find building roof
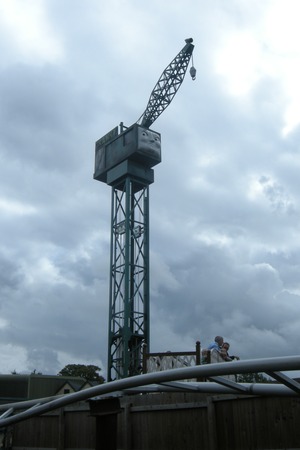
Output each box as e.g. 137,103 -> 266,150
0,374 -> 86,402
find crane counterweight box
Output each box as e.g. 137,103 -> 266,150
94,123 -> 161,183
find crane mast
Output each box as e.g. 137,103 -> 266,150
94,39 -> 195,381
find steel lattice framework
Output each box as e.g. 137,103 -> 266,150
138,39 -> 195,128
108,177 -> 150,381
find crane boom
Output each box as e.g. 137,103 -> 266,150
137,38 -> 195,129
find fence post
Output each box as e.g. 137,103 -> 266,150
196,341 -> 201,365
206,397 -> 218,450
196,340 -> 203,382
142,344 -> 148,373
123,402 -> 132,450
58,407 -> 65,450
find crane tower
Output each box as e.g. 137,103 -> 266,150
94,38 -> 195,381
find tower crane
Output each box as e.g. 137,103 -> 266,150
94,38 -> 195,381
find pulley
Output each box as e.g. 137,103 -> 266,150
190,66 -> 196,80
189,49 -> 196,80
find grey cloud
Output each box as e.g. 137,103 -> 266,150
0,257 -> 23,292
0,0 -> 300,376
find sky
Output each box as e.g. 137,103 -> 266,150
1,0 -> 300,378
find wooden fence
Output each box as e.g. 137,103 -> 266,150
10,401 -> 96,450
9,392 -> 300,450
117,392 -> 300,450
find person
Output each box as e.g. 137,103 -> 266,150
207,336 -> 224,351
221,342 -> 240,361
201,336 -> 224,364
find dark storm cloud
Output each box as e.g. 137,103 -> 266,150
148,56 -> 300,360
0,0 -> 300,376
0,253 -> 109,373
0,63 -> 98,172
150,245 -> 300,358
0,256 -> 23,291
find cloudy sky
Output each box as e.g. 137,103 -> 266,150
1,0 -> 300,378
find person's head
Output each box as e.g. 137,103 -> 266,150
223,342 -> 230,351
215,336 -> 224,346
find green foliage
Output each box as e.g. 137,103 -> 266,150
58,364 -> 105,383
237,372 -> 269,383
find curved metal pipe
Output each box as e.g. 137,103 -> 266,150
0,355 -> 300,427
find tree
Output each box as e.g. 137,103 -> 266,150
58,364 -> 105,383
237,372 -> 269,383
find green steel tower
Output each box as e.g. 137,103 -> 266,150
94,39 -> 195,381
